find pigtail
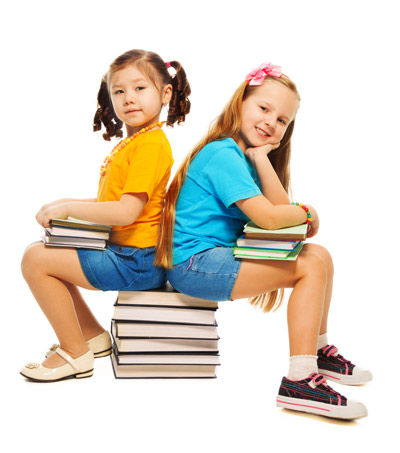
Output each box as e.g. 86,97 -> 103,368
166,61 -> 191,126
93,77 -> 123,141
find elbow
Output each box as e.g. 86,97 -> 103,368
255,217 -> 281,231
126,212 -> 140,226
250,208 -> 282,230
264,218 -> 281,230
116,194 -> 147,226
115,211 -> 139,226
237,196 -> 286,230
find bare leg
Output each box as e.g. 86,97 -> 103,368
231,247 -> 328,356
62,281 -> 105,341
21,243 -> 99,368
301,244 -> 334,335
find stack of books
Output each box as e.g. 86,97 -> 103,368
42,218 -> 112,250
110,284 -> 220,379
233,221 -> 308,261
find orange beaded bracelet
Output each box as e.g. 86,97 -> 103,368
291,202 -> 312,224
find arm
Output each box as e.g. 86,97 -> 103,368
244,143 -> 290,205
237,195 -> 319,233
236,195 -> 307,230
39,197 -> 97,211
242,143 -> 320,235
35,193 -> 148,228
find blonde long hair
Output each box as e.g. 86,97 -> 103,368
155,75 -> 300,312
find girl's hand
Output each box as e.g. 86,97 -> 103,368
244,142 -> 280,166
36,203 -> 70,228
306,205 -> 320,238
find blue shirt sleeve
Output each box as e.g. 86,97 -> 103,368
195,143 -> 262,208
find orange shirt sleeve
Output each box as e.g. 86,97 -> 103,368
122,137 -> 172,199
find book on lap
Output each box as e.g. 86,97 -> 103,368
236,238 -> 300,250
42,217 -> 112,249
42,233 -> 107,250
49,217 -> 112,233
233,242 -> 303,260
45,226 -> 110,240
234,222 -> 307,261
243,221 -> 308,241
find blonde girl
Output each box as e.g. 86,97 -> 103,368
20,49 -> 191,383
155,63 -> 371,419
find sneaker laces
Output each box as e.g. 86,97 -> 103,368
308,372 -> 346,406
321,345 -> 354,375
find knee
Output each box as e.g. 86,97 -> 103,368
302,243 -> 334,279
21,242 -> 43,281
298,252 -> 328,286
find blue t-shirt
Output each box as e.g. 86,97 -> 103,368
173,137 -> 262,264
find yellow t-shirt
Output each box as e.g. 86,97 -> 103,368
97,129 -> 173,247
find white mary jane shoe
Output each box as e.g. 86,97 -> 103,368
45,331 -> 112,359
21,347 -> 94,382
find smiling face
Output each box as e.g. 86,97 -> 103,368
109,64 -> 172,136
235,79 -> 299,152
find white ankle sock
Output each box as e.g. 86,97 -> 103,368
318,333 -> 328,350
288,355 -> 318,381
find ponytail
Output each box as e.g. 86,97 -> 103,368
93,77 -> 123,141
166,60 -> 191,126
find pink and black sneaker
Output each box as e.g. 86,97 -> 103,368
318,345 -> 372,386
276,372 -> 367,419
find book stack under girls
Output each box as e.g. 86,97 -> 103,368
233,221 -> 308,260
42,218 -> 112,250
111,283 -> 220,379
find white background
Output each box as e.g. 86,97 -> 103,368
1,0 -> 399,451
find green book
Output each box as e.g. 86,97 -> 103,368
234,242 -> 303,261
233,247 -> 293,258
243,222 -> 308,241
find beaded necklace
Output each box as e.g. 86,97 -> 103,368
99,121 -> 165,176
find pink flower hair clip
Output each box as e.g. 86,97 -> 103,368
245,62 -> 283,86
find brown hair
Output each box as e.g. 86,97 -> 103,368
93,49 -> 191,140
155,75 -> 300,312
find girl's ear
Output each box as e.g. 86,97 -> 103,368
162,84 -> 173,105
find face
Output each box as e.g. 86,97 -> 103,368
109,64 -> 172,136
236,80 -> 299,151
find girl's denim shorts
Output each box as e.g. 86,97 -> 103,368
77,244 -> 166,291
166,247 -> 242,301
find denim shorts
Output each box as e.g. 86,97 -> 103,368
166,247 -> 242,301
77,244 -> 166,291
